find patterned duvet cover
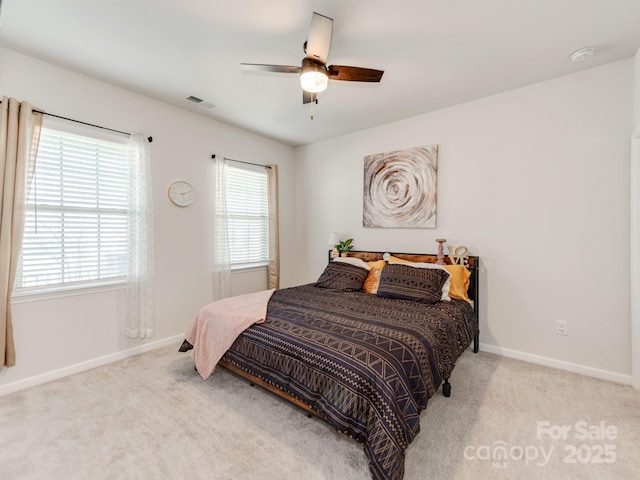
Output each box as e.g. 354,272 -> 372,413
218,284 -> 477,480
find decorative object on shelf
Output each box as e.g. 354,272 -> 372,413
167,180 -> 194,207
336,238 -> 354,257
363,144 -> 438,228
448,245 -> 470,266
436,238 -> 447,265
328,232 -> 340,259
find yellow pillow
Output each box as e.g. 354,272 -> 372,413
363,260 -> 386,294
444,265 -> 472,304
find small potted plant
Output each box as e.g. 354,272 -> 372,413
336,238 -> 354,257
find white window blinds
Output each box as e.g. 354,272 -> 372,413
225,163 -> 269,268
15,123 -> 130,292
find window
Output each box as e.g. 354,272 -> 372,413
15,120 -> 130,293
225,162 -> 269,268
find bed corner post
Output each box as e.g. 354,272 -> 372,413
442,378 -> 451,397
471,255 -> 480,354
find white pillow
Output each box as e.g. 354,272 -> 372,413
385,254 -> 451,301
332,256 -> 371,271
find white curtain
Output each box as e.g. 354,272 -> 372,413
0,97 -> 43,368
123,134 -> 155,339
212,156 -> 231,300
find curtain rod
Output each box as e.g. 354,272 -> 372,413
211,154 -> 271,169
0,100 -> 152,142
38,111 -> 153,143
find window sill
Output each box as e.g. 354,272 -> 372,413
230,263 -> 268,273
11,281 -> 126,304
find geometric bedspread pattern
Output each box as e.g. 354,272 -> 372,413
221,285 -> 477,480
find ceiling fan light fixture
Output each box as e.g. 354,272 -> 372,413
300,59 -> 328,93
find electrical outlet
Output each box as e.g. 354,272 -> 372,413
556,320 -> 568,336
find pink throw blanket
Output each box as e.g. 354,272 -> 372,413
185,289 -> 275,380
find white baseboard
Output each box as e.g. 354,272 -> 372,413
2,336 -> 632,396
479,342 -> 633,386
0,333 -> 185,397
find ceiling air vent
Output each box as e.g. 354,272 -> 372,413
185,95 -> 215,109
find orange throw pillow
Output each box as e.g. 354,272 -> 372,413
444,265 -> 472,303
363,260 -> 386,294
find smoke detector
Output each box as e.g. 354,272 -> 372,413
569,47 -> 595,64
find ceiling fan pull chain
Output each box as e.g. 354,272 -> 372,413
311,93 -> 315,120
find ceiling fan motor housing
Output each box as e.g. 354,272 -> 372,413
300,58 -> 329,93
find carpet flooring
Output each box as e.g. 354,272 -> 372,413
1,344 -> 639,479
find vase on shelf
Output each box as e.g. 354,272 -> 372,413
436,239 -> 446,265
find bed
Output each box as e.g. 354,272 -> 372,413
180,251 -> 479,480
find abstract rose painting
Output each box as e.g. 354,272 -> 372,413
363,145 -> 438,228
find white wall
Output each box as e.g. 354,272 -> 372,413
635,48 -> 640,127
1,46 -> 634,392
632,48 -> 640,389
0,47 -> 296,391
295,59 -> 633,382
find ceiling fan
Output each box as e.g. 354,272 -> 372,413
241,12 -> 384,105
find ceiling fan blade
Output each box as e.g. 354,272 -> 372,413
305,12 -> 333,64
241,63 -> 300,74
302,90 -> 316,104
328,65 -> 384,82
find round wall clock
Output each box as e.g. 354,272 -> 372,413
167,181 -> 194,207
